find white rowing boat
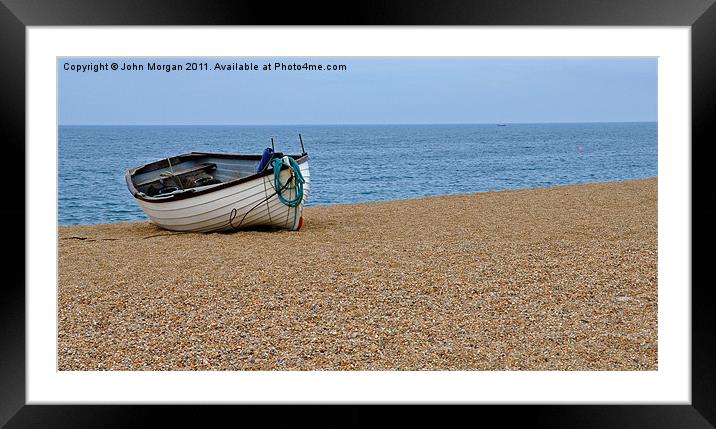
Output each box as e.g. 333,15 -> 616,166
125,145 -> 310,233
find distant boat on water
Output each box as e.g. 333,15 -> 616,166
497,123 -> 507,127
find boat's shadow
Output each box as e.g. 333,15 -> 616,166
216,225 -> 294,234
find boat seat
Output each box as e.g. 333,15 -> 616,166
135,162 -> 217,188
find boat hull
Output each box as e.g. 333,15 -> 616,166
135,161 -> 310,233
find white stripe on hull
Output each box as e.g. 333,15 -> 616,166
136,162 -> 310,232
147,187 -> 310,233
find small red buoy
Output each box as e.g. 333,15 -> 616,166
296,216 -> 304,231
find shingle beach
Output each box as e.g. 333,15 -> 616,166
58,178 -> 657,371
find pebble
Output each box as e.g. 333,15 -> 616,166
57,179 -> 658,371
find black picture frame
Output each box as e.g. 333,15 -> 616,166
1,0 -> 713,427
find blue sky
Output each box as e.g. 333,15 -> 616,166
58,57 -> 657,125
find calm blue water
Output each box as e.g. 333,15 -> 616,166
58,123 -> 657,226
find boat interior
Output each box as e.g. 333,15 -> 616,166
129,151 -> 300,198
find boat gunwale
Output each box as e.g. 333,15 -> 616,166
125,151 -> 309,204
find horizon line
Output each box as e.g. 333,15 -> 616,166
59,120 -> 657,127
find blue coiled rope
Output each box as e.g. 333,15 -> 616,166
272,157 -> 305,207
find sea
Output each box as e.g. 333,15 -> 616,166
58,122 -> 657,226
